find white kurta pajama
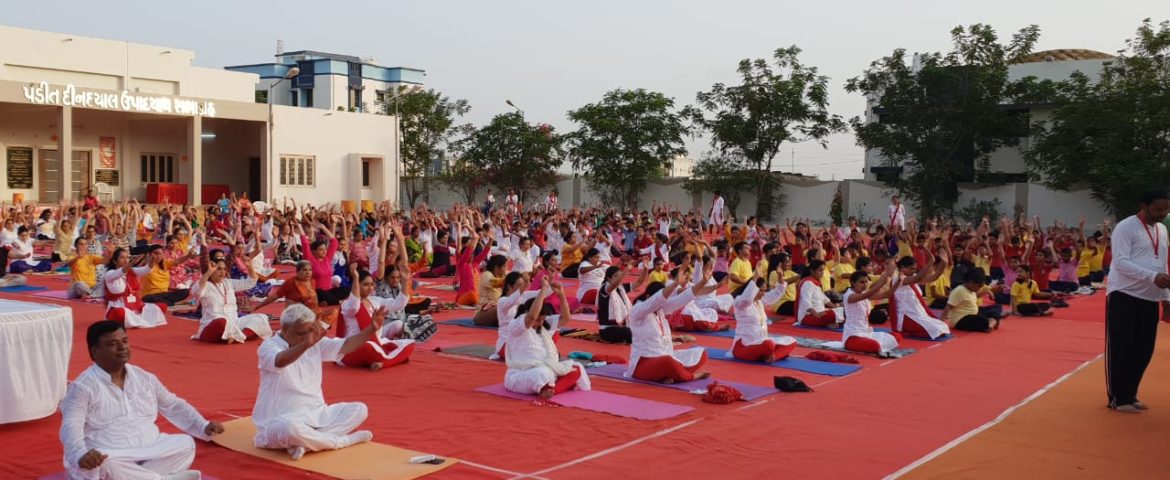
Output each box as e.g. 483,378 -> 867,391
501,313 -> 590,395
625,288 -> 706,377
491,289 -> 525,359
60,364 -> 212,480
253,336 -> 370,453
192,278 -> 273,343
709,196 -> 725,227
795,280 -> 843,325
102,268 -> 167,329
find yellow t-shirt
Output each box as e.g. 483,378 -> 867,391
648,270 -> 668,284
1077,246 -> 1103,277
728,258 -> 752,291
820,260 -> 835,292
833,263 -> 856,293
141,260 -> 174,297
945,285 -> 979,324
562,245 -> 584,267
926,266 -> 953,304
1011,279 -> 1040,304
70,254 -> 105,287
973,255 -> 991,276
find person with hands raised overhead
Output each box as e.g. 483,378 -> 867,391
502,276 -> 590,399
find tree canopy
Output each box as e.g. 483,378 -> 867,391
381,87 -> 470,208
459,112 -> 564,202
846,24 -> 1044,219
1026,19 -> 1170,217
567,88 -> 690,210
692,46 -> 846,220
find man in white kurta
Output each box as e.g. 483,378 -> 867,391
888,195 -> 906,231
60,321 -> 223,480
708,193 -> 725,232
252,304 -> 379,460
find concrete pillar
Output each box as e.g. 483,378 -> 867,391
259,122 -> 271,202
189,116 -> 203,205
58,106 -> 73,201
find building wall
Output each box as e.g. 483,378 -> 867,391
270,106 -> 397,206
0,25 -> 257,103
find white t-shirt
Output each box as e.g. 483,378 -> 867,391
578,261 -> 606,297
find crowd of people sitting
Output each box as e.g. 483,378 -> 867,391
1,188 -> 1113,477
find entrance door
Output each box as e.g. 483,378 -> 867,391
37,149 -> 91,202
248,157 -> 261,199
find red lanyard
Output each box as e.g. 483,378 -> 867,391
1142,222 -> 1160,258
890,205 -> 901,224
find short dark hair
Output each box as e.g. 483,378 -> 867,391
850,270 -> 870,283
896,256 -> 917,269
962,269 -> 986,285
87,320 -> 125,350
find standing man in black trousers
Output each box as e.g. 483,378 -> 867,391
1105,190 -> 1170,413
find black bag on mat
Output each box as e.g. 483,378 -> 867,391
774,376 -> 814,392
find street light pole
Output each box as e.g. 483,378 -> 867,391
267,66 -> 299,202
389,85 -> 422,206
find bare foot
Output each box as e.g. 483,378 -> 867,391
764,354 -> 777,364
369,362 -> 383,372
694,372 -> 711,380
287,446 -> 306,461
538,387 -> 554,399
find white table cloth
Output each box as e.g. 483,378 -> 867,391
0,299 -> 72,423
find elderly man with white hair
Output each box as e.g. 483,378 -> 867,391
251,303 -> 384,460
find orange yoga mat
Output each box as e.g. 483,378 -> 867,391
211,417 -> 458,480
902,324 -> 1170,479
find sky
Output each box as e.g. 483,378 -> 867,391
5,1 -> 1162,179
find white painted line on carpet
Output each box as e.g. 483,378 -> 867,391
737,398 -> 773,411
812,373 -> 853,389
523,418 -> 703,477
215,411 -> 242,419
459,459 -> 543,479
883,354 -> 1103,480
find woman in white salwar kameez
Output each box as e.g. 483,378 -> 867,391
626,265 -> 720,384
691,255 -> 733,313
841,267 -> 902,354
253,304 -> 383,460
335,264 -> 415,371
191,259 -> 273,344
102,248 -> 167,329
794,260 -> 843,327
730,268 -> 797,363
502,277 -> 589,399
491,272 -> 530,360
890,254 -> 952,340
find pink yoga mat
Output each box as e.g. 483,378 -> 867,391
587,363 -> 778,401
475,384 -> 693,420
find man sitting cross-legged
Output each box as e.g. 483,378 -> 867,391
60,320 -> 225,480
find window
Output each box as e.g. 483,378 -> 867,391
302,88 -> 313,108
279,155 -> 315,187
140,153 -> 175,183
361,159 -> 371,187
254,90 -> 268,104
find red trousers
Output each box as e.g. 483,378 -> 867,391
105,303 -> 168,323
195,318 -> 260,343
732,339 -> 795,362
341,341 -> 416,368
801,309 -> 837,327
844,333 -> 903,354
668,312 -> 718,332
580,289 -> 598,307
896,315 -> 931,338
546,367 -> 582,395
632,351 -> 708,383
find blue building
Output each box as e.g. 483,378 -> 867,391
225,50 -> 425,113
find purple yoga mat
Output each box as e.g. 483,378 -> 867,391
29,290 -> 70,299
587,363 -> 778,401
475,384 -> 694,420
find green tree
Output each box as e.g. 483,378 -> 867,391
683,151 -> 756,219
1026,19 -> 1170,217
380,87 -> 470,208
566,88 -> 690,210
439,156 -> 485,204
460,112 -> 564,202
692,46 -> 846,220
846,24 -> 1044,219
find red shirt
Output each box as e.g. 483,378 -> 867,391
1031,260 -> 1053,291
786,245 -> 807,266
912,246 -> 928,269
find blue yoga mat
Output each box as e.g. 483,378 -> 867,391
439,318 -> 498,330
0,285 -> 49,293
704,348 -> 861,377
793,323 -> 952,342
689,329 -> 737,339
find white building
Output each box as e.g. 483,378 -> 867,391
0,25 -> 400,206
862,49 -> 1114,182
225,51 -> 425,114
667,155 -> 692,177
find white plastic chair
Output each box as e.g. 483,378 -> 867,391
93,182 -> 115,203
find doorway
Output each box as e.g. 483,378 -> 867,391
37,149 -> 91,202
248,157 -> 261,199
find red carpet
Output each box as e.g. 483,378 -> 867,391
0,274 -> 1111,479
